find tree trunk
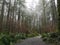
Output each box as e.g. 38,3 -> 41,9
18,8 -> 20,33
6,0 -> 11,32
57,0 -> 60,32
50,0 -> 57,32
0,0 -> 5,32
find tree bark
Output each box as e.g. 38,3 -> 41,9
57,0 -> 60,31
0,0 -> 5,32
6,0 -> 11,32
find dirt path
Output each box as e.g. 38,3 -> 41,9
15,36 -> 50,45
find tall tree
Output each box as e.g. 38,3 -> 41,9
42,0 -> 47,33
6,0 -> 11,32
50,0 -> 57,31
57,0 -> 60,32
0,0 -> 5,31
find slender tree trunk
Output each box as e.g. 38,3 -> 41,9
50,0 -> 57,32
57,0 -> 60,32
6,0 -> 11,32
42,0 -> 47,33
18,8 -> 20,33
0,0 -> 5,32
12,0 -> 16,33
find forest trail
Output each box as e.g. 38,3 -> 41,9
15,36 -> 50,45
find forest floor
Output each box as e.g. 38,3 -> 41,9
15,36 -> 51,45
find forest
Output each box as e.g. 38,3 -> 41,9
0,0 -> 60,45
0,0 -> 58,33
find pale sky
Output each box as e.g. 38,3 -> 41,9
25,0 -> 57,10
10,0 -> 57,9
25,0 -> 39,10
55,0 -> 57,6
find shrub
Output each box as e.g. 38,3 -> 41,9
41,32 -> 60,45
15,33 -> 27,39
0,32 -> 39,45
26,32 -> 39,38
0,33 -> 26,45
